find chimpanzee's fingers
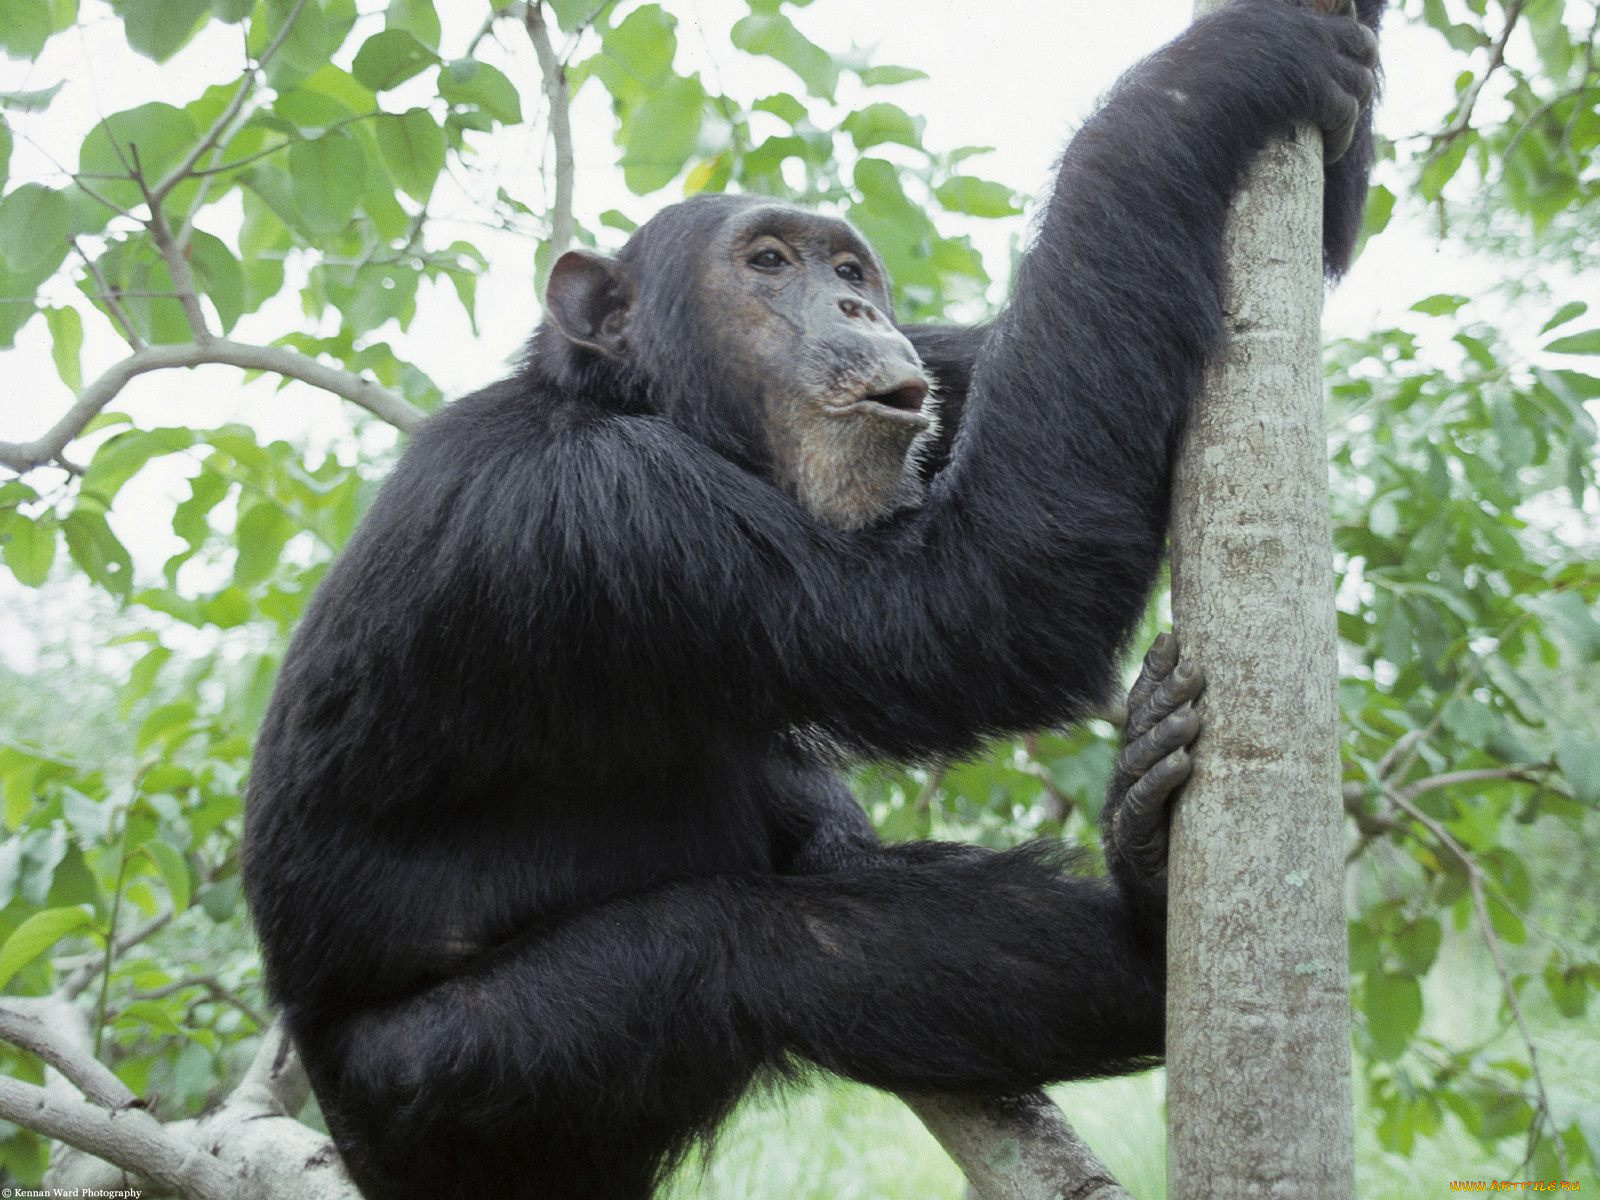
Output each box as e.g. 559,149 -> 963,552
1127,659 -> 1206,741
1113,748 -> 1193,876
1124,632 -> 1179,725
1117,702 -> 1201,779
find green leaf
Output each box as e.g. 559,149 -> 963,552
62,508 -> 134,598
122,643 -> 172,711
439,59 -> 522,125
731,13 -> 838,101
78,102 -> 201,210
211,0 -> 250,20
136,699 -> 197,753
249,0 -> 356,85
141,840 -> 192,913
172,466 -> 229,550
288,131 -> 366,232
203,584 -> 251,628
0,115 -> 10,185
234,499 -> 294,586
545,0 -> 594,30
1543,957 -> 1589,1019
316,260 -> 419,335
112,0 -> 212,63
3,515 -> 57,587
375,108 -> 444,203
352,28 -> 437,91
0,184 -> 70,275
1545,328 -> 1600,355
934,176 -> 1023,219
1419,136 -> 1470,202
752,92 -> 805,126
0,906 -> 94,990
385,0 -> 438,50
0,82 -> 65,111
1556,734 -> 1600,805
80,427 -> 196,505
1540,300 -> 1588,334
841,102 -> 922,151
594,5 -> 677,93
857,65 -> 928,87
1394,918 -> 1443,975
43,305 -> 83,390
1410,293 -> 1470,317
188,231 -> 245,333
618,74 -> 704,194
0,0 -> 77,60
1363,970 -> 1423,1061
199,874 -> 242,921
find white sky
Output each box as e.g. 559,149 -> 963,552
0,0 -> 1547,659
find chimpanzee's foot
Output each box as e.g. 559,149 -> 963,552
1104,633 -> 1205,895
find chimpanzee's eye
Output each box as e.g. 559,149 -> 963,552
835,261 -> 865,283
747,249 -> 787,271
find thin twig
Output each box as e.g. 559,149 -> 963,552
1378,610 -> 1537,789
1381,785 -> 1568,1177
131,147 -> 212,343
72,237 -> 145,352
185,109 -> 384,178
1396,764 -> 1558,803
130,976 -> 267,1030
149,0 -> 309,205
1432,0 -> 1529,147
522,1 -> 577,276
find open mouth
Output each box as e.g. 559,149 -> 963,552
867,380 -> 929,413
831,377 -> 932,429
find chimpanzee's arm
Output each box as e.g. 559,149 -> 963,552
445,1 -> 1380,763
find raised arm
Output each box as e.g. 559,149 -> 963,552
344,1 -> 1381,768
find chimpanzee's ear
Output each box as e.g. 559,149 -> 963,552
545,250 -> 631,358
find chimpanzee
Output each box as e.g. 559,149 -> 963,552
243,1 -> 1383,1196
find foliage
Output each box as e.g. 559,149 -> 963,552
0,0 -> 1595,1193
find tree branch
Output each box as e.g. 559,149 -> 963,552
73,237 -> 145,352
905,1092 -> 1131,1200
131,147 -> 213,343
1,339 -> 425,475
521,1 -> 576,279
224,1021 -> 311,1118
131,975 -> 268,1030
0,997 -> 135,1109
1433,0 -> 1528,145
1396,764 -> 1556,802
0,1075 -> 233,1200
149,0 -> 309,206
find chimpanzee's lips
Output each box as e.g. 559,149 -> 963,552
831,376 -> 932,429
868,380 -> 929,412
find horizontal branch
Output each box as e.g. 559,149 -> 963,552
0,339 -> 426,475
0,997 -> 134,1110
904,1091 -> 1131,1200
1396,764 -> 1554,802
0,1075 -> 232,1200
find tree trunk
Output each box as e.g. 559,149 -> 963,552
1165,2 -> 1354,1197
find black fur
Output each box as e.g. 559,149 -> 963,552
244,3 -> 1384,1196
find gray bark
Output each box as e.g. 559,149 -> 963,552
1165,4 -> 1355,1196
905,1092 -> 1131,1200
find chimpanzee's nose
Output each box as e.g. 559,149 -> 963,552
838,297 -> 882,323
